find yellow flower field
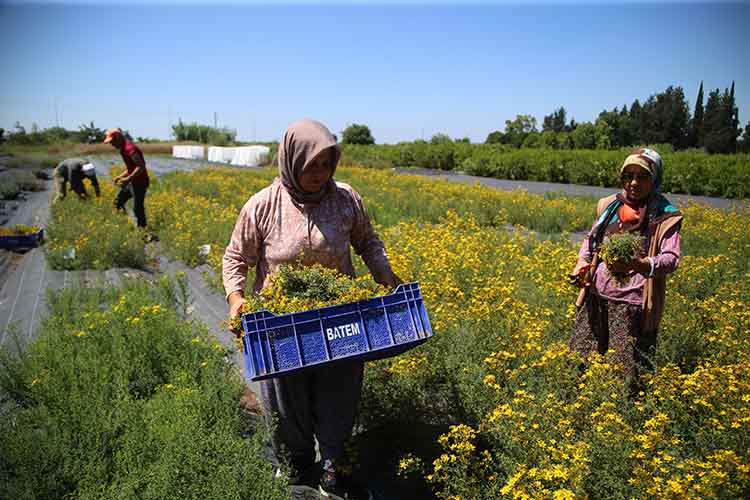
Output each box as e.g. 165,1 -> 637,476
46,162 -> 750,498
45,171 -> 148,269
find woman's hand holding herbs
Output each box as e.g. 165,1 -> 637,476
608,256 -> 650,274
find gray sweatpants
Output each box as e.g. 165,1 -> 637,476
259,361 -> 364,471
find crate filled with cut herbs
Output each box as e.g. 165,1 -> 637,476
0,224 -> 44,250
231,264 -> 433,381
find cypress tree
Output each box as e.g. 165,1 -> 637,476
730,81 -> 740,139
629,99 -> 642,144
691,81 -> 704,148
542,107 -> 568,133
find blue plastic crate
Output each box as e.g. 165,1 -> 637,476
0,228 -> 44,250
241,282 -> 433,381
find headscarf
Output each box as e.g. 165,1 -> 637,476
620,147 -> 663,194
614,147 -> 665,225
278,119 -> 341,204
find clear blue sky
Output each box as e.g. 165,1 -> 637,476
1,1 -> 747,143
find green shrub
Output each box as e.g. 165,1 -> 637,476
46,192 -> 147,270
0,171 -> 45,199
0,277 -> 286,500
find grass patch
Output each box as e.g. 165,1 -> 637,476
0,170 -> 45,200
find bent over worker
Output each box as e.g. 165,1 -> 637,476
53,158 -> 100,203
104,128 -> 150,229
223,119 -> 401,500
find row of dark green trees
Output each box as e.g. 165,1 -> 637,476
0,121 -> 149,145
0,121 -> 116,145
522,82 -> 743,154
341,82 -> 748,154
0,120 -> 236,146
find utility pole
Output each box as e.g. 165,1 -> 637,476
214,112 -> 217,129
54,97 -> 60,127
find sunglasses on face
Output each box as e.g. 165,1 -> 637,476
621,172 -> 652,183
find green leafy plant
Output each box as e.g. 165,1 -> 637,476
0,278 -> 287,500
599,232 -> 645,284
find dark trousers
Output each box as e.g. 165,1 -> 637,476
259,361 -> 364,473
115,183 -> 148,228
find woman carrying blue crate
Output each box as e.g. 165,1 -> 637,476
223,118 -> 401,499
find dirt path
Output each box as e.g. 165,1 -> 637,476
394,167 -> 750,210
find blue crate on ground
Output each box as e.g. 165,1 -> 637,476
0,228 -> 44,250
241,282 -> 433,381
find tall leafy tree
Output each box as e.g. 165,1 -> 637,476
504,114 -> 537,148
341,123 -> 375,145
78,121 -> 105,144
570,122 -> 596,149
485,130 -> 505,144
703,89 -> 724,152
597,107 -> 633,148
542,107 -> 568,133
703,85 -> 741,154
638,96 -> 658,144
542,112 -> 554,132
639,86 -> 690,148
740,119 -> 750,152
430,133 -> 452,144
594,118 -> 613,149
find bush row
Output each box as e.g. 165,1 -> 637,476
341,144 -> 750,198
0,170 -> 46,200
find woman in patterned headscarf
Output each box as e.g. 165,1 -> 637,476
223,119 -> 400,499
569,148 -> 683,385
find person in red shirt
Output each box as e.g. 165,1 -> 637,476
103,128 -> 151,230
